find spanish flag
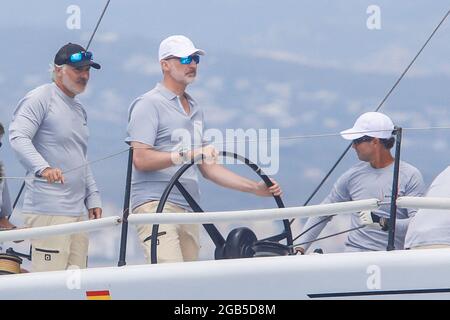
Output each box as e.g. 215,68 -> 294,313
86,290 -> 111,300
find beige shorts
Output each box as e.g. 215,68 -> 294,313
411,244 -> 450,250
22,214 -> 88,272
132,201 -> 199,264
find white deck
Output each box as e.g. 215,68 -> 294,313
1,248 -> 450,300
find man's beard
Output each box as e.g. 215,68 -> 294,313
62,70 -> 86,95
169,68 -> 196,85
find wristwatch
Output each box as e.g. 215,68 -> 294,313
379,217 -> 389,231
370,212 -> 389,231
178,149 -> 191,163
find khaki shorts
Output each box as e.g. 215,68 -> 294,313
411,244 -> 450,250
132,201 -> 199,264
22,214 -> 88,272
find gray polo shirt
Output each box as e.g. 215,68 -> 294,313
405,166 -> 450,248
298,161 -> 425,252
126,83 -> 204,211
9,83 -> 101,216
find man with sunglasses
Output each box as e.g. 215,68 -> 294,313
296,112 -> 425,253
0,122 -> 16,231
8,43 -> 102,272
126,35 -> 282,263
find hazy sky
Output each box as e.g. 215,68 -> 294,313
1,1 -> 449,66
2,1 -> 450,260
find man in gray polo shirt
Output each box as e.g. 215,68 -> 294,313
295,112 -> 425,253
0,122 -> 15,230
9,43 -> 102,272
126,35 -> 282,263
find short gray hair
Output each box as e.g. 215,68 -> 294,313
49,63 -> 64,82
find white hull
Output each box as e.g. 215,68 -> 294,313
1,248 -> 450,300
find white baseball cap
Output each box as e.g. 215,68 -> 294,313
158,35 -> 205,61
340,112 -> 395,140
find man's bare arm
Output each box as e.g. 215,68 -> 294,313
131,141 -> 180,171
199,162 -> 282,197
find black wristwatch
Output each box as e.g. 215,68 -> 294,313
370,212 -> 389,231
379,217 -> 390,231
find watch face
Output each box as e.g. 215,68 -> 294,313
178,150 -> 189,163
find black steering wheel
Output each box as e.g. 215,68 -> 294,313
149,151 -> 293,264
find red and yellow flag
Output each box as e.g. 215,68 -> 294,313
86,290 -> 111,300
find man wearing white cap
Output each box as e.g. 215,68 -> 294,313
126,35 -> 282,263
296,112 -> 425,253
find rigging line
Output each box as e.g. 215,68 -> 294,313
5,123 -> 450,181
293,198 -> 395,242
134,126 -> 450,151
85,0 -> 112,50
291,226 -> 366,248
404,126 -> 450,131
375,9 -> 450,112
1,148 -> 130,181
62,124 -> 450,175
213,129 -> 392,143
293,144 -> 352,226
62,148 -> 129,174
289,8 -> 450,234
292,215 -> 335,242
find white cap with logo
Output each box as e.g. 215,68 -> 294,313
340,112 -> 395,140
158,35 -> 206,61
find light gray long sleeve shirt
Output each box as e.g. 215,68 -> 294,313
298,161 -> 425,252
9,83 -> 101,216
405,166 -> 450,248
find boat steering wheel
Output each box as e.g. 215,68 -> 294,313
149,151 -> 293,264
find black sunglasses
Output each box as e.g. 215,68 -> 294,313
352,135 -> 374,145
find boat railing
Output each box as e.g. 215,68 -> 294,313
0,216 -> 121,243
2,196 -> 450,244
127,199 -> 379,225
397,197 -> 450,210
